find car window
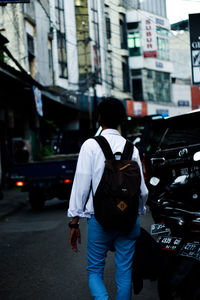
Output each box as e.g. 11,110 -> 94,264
159,127 -> 200,149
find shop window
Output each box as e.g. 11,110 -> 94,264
157,37 -> 169,61
132,78 -> 143,101
108,56 -> 114,88
55,0 -> 68,78
148,92 -> 154,101
27,33 -> 35,77
105,17 -> 111,41
156,27 -> 168,37
143,70 -> 170,102
120,14 -> 128,49
48,39 -> 53,82
127,22 -> 139,30
164,72 -> 170,80
128,32 -> 141,56
156,71 -> 162,81
147,70 -> 153,78
122,58 -> 130,92
131,69 -> 142,76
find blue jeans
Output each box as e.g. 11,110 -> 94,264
87,215 -> 140,300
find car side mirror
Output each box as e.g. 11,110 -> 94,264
150,177 -> 160,186
193,151 -> 200,162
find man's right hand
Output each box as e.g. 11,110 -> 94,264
69,228 -> 81,252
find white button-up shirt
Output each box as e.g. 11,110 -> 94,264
68,129 -> 148,218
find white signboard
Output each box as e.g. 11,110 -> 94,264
189,13 -> 200,85
33,86 -> 43,117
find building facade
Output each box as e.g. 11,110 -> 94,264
0,0 -> 81,187
169,20 -> 199,112
0,0 -> 198,187
125,0 -> 192,117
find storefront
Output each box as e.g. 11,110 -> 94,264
0,60 -> 81,185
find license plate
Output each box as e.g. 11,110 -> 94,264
179,242 -> 200,261
157,236 -> 182,251
151,223 -> 171,235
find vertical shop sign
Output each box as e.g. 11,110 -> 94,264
93,45 -> 101,83
33,86 -> 43,117
189,13 -> 200,84
143,18 -> 157,58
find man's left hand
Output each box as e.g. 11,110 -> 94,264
69,228 -> 81,252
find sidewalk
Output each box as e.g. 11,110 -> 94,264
0,188 -> 28,219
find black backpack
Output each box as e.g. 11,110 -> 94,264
92,135 -> 141,233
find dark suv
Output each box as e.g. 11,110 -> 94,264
146,110 -> 200,240
139,110 -> 200,186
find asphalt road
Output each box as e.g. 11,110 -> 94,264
0,198 -> 159,300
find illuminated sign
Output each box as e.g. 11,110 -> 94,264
189,13 -> 200,84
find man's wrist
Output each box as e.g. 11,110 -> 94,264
68,222 -> 79,229
71,216 -> 79,224
69,216 -> 80,229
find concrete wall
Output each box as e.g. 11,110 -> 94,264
147,101 -> 191,117
102,0 -> 132,100
169,31 -> 191,80
0,4 -> 27,70
49,0 -> 79,90
169,31 -> 192,113
34,1 -> 52,86
171,84 -> 191,107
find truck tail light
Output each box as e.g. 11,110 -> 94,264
64,179 -> 72,184
16,181 -> 24,187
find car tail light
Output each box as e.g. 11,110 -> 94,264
64,179 -> 72,184
16,181 -> 24,187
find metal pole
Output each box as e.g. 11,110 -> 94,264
92,73 -> 98,131
82,21 -> 92,129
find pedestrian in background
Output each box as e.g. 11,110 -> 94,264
68,97 -> 148,300
14,140 -> 29,163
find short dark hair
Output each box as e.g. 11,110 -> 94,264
98,97 -> 126,129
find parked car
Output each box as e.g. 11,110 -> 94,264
137,110 -> 200,186
146,111 -> 200,300
9,154 -> 78,210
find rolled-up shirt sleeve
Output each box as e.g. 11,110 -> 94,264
67,140 -> 93,218
133,147 -> 149,215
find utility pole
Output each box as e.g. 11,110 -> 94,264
82,21 -> 92,129
92,72 -> 98,131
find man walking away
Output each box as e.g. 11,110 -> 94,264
68,97 -> 148,300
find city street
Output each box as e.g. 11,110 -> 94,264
0,0 -> 199,298
0,195 -> 159,300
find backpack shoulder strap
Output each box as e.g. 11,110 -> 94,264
121,140 -> 134,160
92,136 -> 114,160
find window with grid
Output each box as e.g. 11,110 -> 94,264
105,16 -> 111,41
55,0 -> 68,78
128,32 -> 141,56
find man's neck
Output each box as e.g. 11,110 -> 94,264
102,126 -> 117,131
